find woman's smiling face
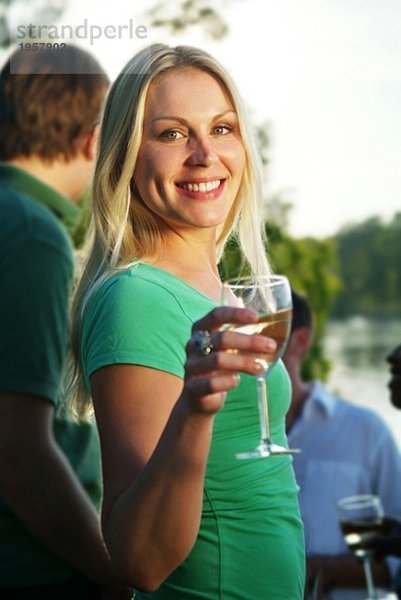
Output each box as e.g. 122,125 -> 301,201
134,67 -> 246,233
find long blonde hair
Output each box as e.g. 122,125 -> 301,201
68,43 -> 271,418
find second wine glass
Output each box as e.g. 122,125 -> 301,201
221,274 -> 300,458
337,494 -> 387,600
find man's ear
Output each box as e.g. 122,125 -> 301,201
80,124 -> 100,161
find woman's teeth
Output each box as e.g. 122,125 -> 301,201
178,180 -> 221,192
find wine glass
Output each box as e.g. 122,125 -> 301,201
221,274 -> 300,458
337,494 -> 388,600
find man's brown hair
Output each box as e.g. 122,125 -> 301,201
0,45 -> 109,161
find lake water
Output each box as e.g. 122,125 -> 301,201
324,317 -> 401,448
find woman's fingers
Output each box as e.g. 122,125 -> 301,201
183,374 -> 241,414
182,306 -> 278,414
186,320 -> 277,378
186,372 -> 240,397
185,348 -> 266,378
188,329 -> 276,355
191,306 -> 258,334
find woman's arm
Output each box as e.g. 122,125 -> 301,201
91,306 -> 275,591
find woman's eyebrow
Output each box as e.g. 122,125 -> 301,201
150,109 -> 237,126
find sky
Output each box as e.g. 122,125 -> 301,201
7,0 -> 401,238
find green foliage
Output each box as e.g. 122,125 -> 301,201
2,0 -> 232,49
0,0 -> 11,49
146,0 -> 229,40
1,0 -> 69,48
219,221 -> 342,382
332,213 -> 401,318
70,189 -> 91,249
265,222 -> 341,381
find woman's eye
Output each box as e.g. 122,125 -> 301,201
213,125 -> 233,135
160,130 -> 184,141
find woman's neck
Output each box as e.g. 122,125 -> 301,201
149,235 -> 222,302
154,259 -> 222,303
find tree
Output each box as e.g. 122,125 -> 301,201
1,0 -> 68,48
144,0 -> 229,40
332,214 -> 401,317
266,223 -> 341,380
1,0 -> 231,48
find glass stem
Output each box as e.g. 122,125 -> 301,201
363,556 -> 377,599
257,374 -> 271,445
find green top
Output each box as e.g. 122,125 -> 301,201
0,163 -> 102,586
82,263 -> 305,599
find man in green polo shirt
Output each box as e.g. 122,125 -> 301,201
0,46 -> 130,599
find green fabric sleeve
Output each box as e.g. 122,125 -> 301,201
82,270 -> 193,386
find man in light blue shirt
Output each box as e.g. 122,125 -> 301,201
283,290 -> 401,600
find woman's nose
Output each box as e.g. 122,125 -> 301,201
185,136 -> 218,167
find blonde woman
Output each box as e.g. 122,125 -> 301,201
69,44 -> 305,599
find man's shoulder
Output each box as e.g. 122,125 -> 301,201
0,184 -> 71,252
312,382 -> 389,427
332,393 -> 392,434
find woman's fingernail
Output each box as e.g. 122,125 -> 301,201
233,374 -> 241,385
263,339 -> 276,351
254,361 -> 265,372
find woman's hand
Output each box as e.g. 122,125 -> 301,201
182,306 -> 276,415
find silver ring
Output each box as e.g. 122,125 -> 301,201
193,330 -> 214,356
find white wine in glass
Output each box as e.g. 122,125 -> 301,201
221,274 -> 300,458
337,495 -> 387,600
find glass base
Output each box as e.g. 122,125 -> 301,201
236,442 -> 301,459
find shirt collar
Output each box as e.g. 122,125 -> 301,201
0,162 -> 80,234
304,380 -> 337,418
